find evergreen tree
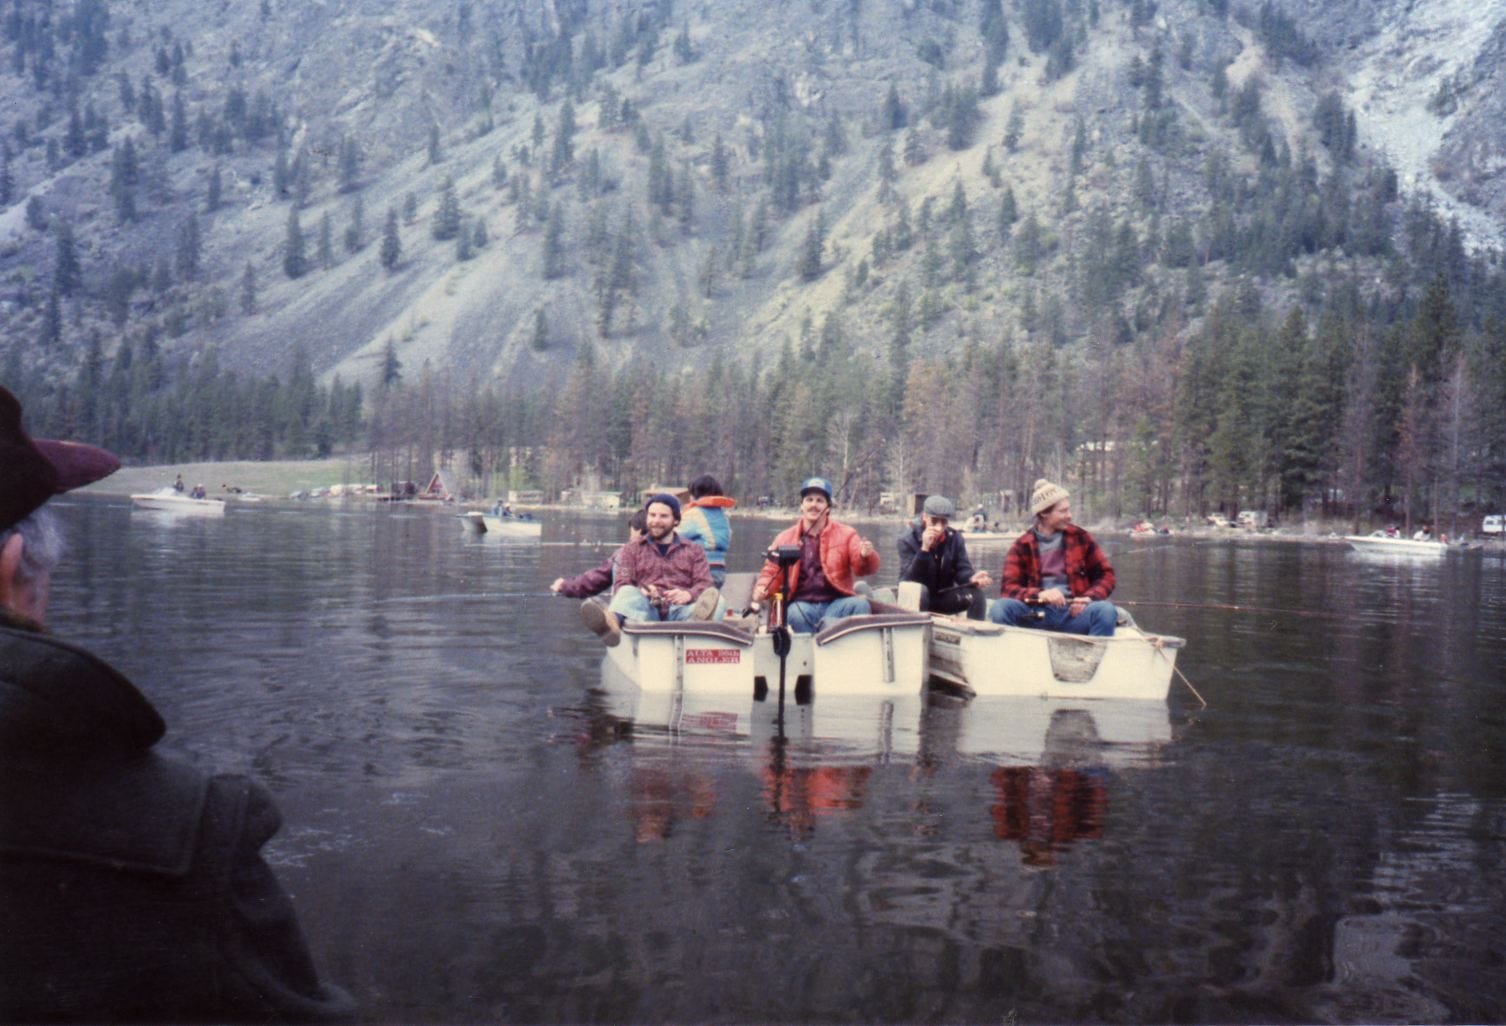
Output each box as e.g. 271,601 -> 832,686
52,220 -> 82,296
531,307 -> 548,350
283,207 -> 306,278
798,209 -> 825,282
42,291 -> 62,347
169,91 -> 188,151
432,176 -> 462,240
318,212 -> 333,269
344,196 -> 365,253
543,203 -> 566,278
380,207 -> 402,270
206,163 -> 222,211
237,263 -> 256,311
175,212 -> 201,281
338,136 -> 361,192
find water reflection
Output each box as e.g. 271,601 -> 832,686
579,656 -> 1175,860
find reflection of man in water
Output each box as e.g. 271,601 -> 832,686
989,766 -> 1108,867
0,386 -> 352,1023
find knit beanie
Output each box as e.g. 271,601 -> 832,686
645,492 -> 682,521
1029,478 -> 1069,517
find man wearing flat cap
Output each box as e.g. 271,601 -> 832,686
987,477 -> 1117,636
897,494 -> 992,619
0,386 -> 352,1022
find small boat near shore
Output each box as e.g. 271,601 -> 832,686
130,488 -> 226,516
928,615 -> 1185,701
1344,533 -> 1447,557
459,510 -> 542,538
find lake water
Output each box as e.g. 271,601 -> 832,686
47,497 -> 1506,1024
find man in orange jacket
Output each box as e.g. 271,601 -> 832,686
750,477 -> 879,633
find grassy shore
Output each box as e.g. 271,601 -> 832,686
80,456 -> 378,499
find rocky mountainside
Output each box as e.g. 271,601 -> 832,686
2,0 -> 1503,396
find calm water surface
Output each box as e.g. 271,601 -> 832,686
48,497 -> 1506,1024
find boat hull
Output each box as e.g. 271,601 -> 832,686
130,493 -> 226,516
601,612 -> 932,700
929,617 -> 1183,701
459,511 -> 542,537
1344,535 -> 1446,557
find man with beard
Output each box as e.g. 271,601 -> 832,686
580,493 -> 719,646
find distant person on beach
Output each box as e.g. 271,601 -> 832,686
678,474 -> 736,587
897,494 -> 992,619
750,477 -> 879,633
0,386 -> 352,1023
988,478 -> 1117,637
551,509 -> 649,598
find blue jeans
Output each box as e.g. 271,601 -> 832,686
785,595 -> 871,634
609,585 -> 695,622
987,597 -> 1117,637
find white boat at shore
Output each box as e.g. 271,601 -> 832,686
130,488 -> 226,516
928,615 -> 1185,701
1344,533 -> 1447,557
458,510 -> 542,538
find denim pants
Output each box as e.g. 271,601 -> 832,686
987,597 -> 1117,637
785,595 -> 871,634
609,585 -> 695,622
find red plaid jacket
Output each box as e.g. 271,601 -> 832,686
1000,524 -> 1115,602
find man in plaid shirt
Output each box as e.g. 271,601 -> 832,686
987,478 -> 1117,637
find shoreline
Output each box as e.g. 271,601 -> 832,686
80,458 -> 1504,551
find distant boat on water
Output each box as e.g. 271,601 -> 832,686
1344,533 -> 1447,557
130,488 -> 226,517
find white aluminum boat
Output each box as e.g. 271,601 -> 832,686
459,510 -> 542,538
130,489 -> 226,516
603,611 -> 931,698
928,615 -> 1184,701
1344,533 -> 1446,557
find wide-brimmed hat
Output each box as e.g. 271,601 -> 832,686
1029,478 -> 1069,517
1,387 -> 120,531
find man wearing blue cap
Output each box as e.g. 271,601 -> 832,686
580,492 -> 719,646
750,477 -> 879,633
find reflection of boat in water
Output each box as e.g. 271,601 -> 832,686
130,488 -> 226,516
950,695 -> 1172,768
458,510 -> 542,538
1344,533 -> 1447,558
928,615 -> 1184,700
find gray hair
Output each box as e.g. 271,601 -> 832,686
0,504 -> 64,587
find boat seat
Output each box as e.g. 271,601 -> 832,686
813,611 -> 932,646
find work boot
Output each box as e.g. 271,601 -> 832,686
580,600 -> 621,647
690,586 -> 720,620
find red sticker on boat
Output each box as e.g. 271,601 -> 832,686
685,648 -> 741,665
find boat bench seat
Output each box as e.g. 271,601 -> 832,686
620,620 -> 756,646
813,611 -> 932,646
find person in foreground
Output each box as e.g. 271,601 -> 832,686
897,494 -> 993,619
551,509 -> 648,598
580,493 -> 719,646
0,386 -> 353,1023
750,477 -> 879,633
988,477 -> 1117,637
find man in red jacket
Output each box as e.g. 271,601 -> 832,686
751,477 -> 879,633
988,478 -> 1117,636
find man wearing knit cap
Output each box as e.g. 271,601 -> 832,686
987,477 -> 1117,636
0,386 -> 352,1022
580,491 -> 719,646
